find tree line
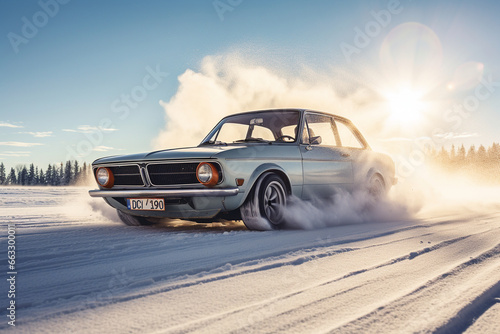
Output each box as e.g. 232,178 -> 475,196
428,142 -> 500,183
1,143 -> 499,186
0,161 -> 93,186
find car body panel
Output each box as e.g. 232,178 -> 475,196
104,196 -> 225,219
299,144 -> 353,200
93,146 -> 243,165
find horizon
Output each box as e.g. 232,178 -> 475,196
1,141 -> 499,182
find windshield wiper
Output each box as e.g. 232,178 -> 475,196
233,138 -> 271,144
200,140 -> 227,146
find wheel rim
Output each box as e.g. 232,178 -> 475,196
369,177 -> 384,199
263,181 -> 286,225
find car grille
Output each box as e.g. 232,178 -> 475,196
96,162 -> 222,187
147,163 -> 200,186
108,165 -> 143,186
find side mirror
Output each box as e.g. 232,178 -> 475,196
310,136 -> 322,145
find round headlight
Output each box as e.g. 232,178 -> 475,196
196,163 -> 219,187
96,167 -> 114,188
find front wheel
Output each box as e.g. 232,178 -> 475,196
117,210 -> 159,226
240,173 -> 288,231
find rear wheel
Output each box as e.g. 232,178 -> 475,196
368,174 -> 386,200
117,210 -> 159,226
240,173 -> 288,230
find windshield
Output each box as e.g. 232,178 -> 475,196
201,110 -> 300,145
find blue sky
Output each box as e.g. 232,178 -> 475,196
1,0 -> 500,169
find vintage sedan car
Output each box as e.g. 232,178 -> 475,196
89,109 -> 397,230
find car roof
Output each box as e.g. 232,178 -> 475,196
224,108 -> 353,123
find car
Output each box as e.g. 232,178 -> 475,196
89,109 -> 397,230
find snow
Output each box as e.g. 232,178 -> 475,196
1,186 -> 499,333
465,302 -> 500,334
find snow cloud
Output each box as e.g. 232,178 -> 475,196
153,54 -> 377,149
283,187 -> 417,230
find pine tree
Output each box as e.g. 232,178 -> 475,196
457,144 -> 466,161
450,145 -> 456,162
52,164 -> 58,185
35,166 -> 40,185
59,163 -> 64,185
20,166 -> 28,185
0,162 -> 5,185
487,142 -> 500,162
8,168 -> 16,185
477,145 -> 487,165
28,163 -> 35,185
73,160 -> 80,185
81,162 -> 88,185
15,165 -> 23,185
39,168 -> 46,185
64,161 -> 72,185
466,145 -> 476,163
46,164 -> 53,186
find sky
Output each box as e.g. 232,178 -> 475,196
1,0 -> 500,170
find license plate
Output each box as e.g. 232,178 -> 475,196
127,198 -> 165,211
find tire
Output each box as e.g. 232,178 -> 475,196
117,210 -> 158,226
240,173 -> 288,231
368,174 -> 386,200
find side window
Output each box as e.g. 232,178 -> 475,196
335,120 -> 364,149
281,125 -> 298,140
304,114 -> 337,146
301,122 -> 309,144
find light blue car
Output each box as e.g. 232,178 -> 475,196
89,109 -> 397,230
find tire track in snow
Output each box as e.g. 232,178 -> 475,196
189,227 -> 500,334
328,244 -> 500,334
153,228 -> 499,334
2,219 -> 458,325
12,222 -> 431,311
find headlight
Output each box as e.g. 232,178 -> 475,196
196,162 -> 219,187
96,167 -> 114,188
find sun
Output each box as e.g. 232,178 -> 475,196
384,87 -> 425,125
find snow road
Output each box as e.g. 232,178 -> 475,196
1,187 -> 500,333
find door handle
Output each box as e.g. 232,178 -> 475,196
341,152 -> 350,157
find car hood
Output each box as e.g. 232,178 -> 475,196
92,145 -> 249,165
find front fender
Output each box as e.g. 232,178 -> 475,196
245,163 -> 292,199
222,162 -> 296,211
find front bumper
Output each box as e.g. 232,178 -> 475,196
88,187 -> 239,198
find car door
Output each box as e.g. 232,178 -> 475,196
299,113 -> 353,200
333,117 -> 370,183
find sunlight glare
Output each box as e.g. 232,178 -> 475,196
385,87 -> 425,124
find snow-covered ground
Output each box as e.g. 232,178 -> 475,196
1,186 -> 500,333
